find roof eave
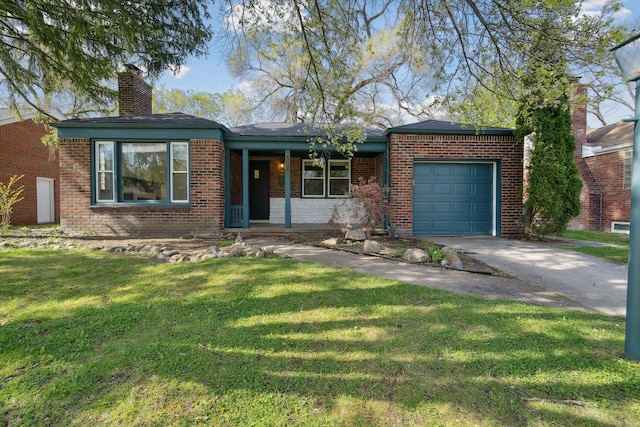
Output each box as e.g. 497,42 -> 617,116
384,127 -> 515,137
51,121 -> 229,132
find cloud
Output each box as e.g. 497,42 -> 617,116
169,66 -> 191,80
578,0 -> 631,20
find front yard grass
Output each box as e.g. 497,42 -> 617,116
562,230 -> 629,264
1,247 -> 639,426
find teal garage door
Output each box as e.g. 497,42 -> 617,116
413,162 -> 494,236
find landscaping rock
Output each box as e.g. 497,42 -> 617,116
441,247 -> 463,270
402,248 -> 430,263
162,249 -> 180,257
262,246 -> 275,255
200,253 -> 218,260
245,245 -> 264,257
228,245 -> 245,257
139,245 -> 161,257
321,237 -> 340,246
170,254 -> 188,263
345,229 -> 367,241
363,239 -> 382,254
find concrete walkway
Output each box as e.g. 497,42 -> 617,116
247,237 -> 622,316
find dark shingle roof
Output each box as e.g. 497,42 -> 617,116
586,121 -> 633,148
230,122 -> 384,138
385,119 -> 514,135
53,112 -> 229,130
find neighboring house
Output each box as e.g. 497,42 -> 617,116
0,108 -> 65,225
52,68 -> 524,238
570,85 -> 632,233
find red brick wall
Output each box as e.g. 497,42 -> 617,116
584,150 -> 631,230
388,133 -> 523,237
0,119 -> 60,225
58,138 -> 224,237
352,156 -> 383,185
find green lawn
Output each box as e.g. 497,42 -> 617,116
563,230 -> 630,246
1,248 -> 639,426
562,230 -> 630,263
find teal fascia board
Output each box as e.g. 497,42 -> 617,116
224,139 -> 388,153
385,128 -> 514,137
55,126 -> 225,141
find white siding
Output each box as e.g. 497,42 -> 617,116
269,198 -> 359,224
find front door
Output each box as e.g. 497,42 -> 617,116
249,161 -> 270,220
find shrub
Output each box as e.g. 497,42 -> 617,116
0,175 -> 25,228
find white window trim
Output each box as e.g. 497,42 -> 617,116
302,158 -> 352,198
170,142 -> 189,203
95,141 -> 115,202
302,159 -> 326,197
93,140 -> 190,204
328,159 -> 351,198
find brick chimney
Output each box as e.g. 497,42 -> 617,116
569,81 -> 604,231
118,64 -> 152,116
570,83 -> 588,159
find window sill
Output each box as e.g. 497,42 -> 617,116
300,195 -> 351,199
91,202 -> 191,209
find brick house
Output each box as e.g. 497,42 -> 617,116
53,69 -> 524,237
570,85 -> 633,233
0,108 -> 65,225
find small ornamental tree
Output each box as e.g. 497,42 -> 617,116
0,175 -> 25,228
329,176 -> 390,237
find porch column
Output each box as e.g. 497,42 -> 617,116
285,150 -> 291,228
224,148 -> 231,228
242,149 -> 249,228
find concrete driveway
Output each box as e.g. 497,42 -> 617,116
248,236 -> 616,315
429,236 -> 628,317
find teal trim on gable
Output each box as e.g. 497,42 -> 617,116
387,128 -> 514,136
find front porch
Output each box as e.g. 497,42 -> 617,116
224,123 -> 388,230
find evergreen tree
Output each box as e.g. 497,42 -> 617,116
518,100 -> 582,237
516,19 -> 582,237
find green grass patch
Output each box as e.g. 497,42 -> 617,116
1,247 -> 639,426
563,230 -> 630,246
566,246 -> 629,264
562,230 -> 629,263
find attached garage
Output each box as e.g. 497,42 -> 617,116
387,120 -> 523,238
413,162 -> 498,236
